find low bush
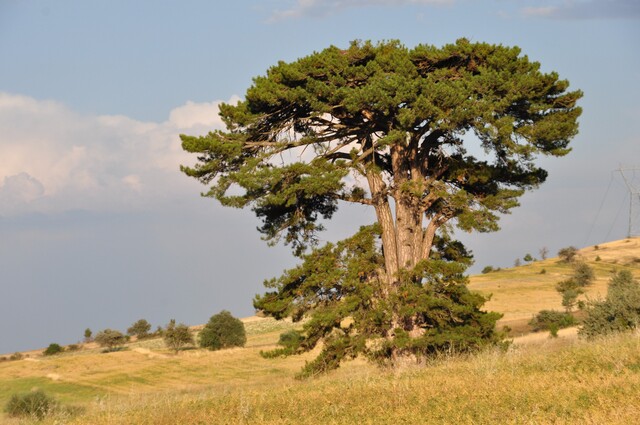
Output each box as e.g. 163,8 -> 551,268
529,310 -> 576,332
5,390 -> 56,420
199,311 -> 246,351
94,329 -> 126,351
481,266 -> 494,274
163,320 -> 194,353
43,343 -> 64,356
558,246 -> 578,262
580,270 -> 640,338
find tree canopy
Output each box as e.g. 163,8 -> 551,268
181,39 -> 582,374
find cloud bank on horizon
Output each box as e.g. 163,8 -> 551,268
0,93 -> 238,217
270,0 -> 640,21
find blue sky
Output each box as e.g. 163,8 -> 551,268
1,0 -> 639,354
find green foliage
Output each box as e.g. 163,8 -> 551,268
256,226 -> 503,376
573,262 -> 595,287
529,310 -> 576,332
580,270 -> 640,338
199,311 -> 247,351
127,319 -> 152,339
182,39 -> 581,374
84,328 -> 92,342
9,352 -> 23,361
555,262 -> 595,312
261,330 -> 305,359
558,246 -> 578,262
481,266 -> 494,274
163,320 -> 194,352
43,343 -> 64,356
94,329 -> 126,351
5,390 -> 56,420
523,253 -> 534,262
182,39 -> 581,258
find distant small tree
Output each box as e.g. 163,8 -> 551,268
481,266 -> 494,274
573,262 -> 595,287
523,253 -> 534,262
558,246 -> 578,263
514,258 -> 522,267
580,270 -> 640,338
127,319 -> 152,340
163,320 -> 194,353
539,247 -> 549,260
94,329 -> 126,351
84,328 -> 92,343
43,343 -> 64,356
199,311 -> 247,351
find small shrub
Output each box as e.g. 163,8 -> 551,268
529,310 -> 576,332
94,329 -> 126,351
573,262 -> 595,287
595,255 -> 601,261
5,390 -> 56,420
261,330 -> 305,359
594,245 -> 599,250
558,246 -> 578,262
199,310 -> 246,351
539,268 -> 547,274
523,253 -> 534,262
580,270 -> 640,338
83,328 -> 92,342
514,258 -> 521,267
9,352 -> 23,361
43,343 -> 64,356
481,266 -> 494,274
163,320 -> 194,353
66,344 -> 80,351
127,319 -> 152,340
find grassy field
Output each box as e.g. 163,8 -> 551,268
1,238 -> 639,424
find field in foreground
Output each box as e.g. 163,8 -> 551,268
1,238 -> 640,424
1,328 -> 639,424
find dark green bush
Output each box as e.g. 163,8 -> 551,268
529,310 -> 576,332
5,390 -> 56,420
199,310 -> 246,351
481,266 -> 494,274
580,270 -> 640,338
43,343 -> 64,356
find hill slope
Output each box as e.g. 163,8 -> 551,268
1,238 -> 639,424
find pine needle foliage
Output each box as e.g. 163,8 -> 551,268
182,39 -> 582,374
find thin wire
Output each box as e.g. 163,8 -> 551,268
604,191 -> 628,243
584,172 -> 615,246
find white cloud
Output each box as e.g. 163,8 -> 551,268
0,92 -> 236,216
269,0 -> 452,21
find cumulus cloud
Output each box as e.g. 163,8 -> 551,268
269,0 -> 452,21
0,92 -> 234,216
521,0 -> 640,20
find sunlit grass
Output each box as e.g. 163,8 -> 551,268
2,238 -> 639,423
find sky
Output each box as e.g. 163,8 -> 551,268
1,0 -> 639,354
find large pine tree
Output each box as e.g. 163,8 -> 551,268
181,39 -> 582,375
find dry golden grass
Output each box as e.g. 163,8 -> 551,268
468,237 -> 640,333
1,238 -> 639,424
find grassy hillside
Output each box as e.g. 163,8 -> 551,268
469,238 -> 640,334
1,238 -> 640,424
